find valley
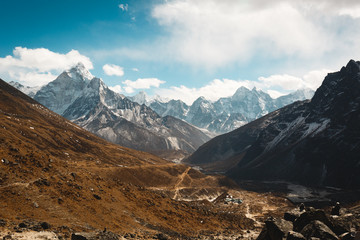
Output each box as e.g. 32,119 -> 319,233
1,60 -> 360,239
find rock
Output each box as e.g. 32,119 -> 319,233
40,221 -> 51,229
34,178 -> 50,186
71,232 -> 96,240
2,235 -> 12,240
1,158 -> 9,164
293,209 -> 332,232
256,226 -> 271,240
96,231 -> 120,240
18,222 -> 27,228
155,233 -> 168,240
331,202 -> 341,216
300,220 -> 338,240
329,213 -> 358,235
33,202 -> 39,208
0,219 -> 6,227
71,231 -> 119,240
265,217 -> 293,240
299,203 -> 305,212
286,231 -> 305,240
339,232 -> 355,240
284,209 -> 302,222
93,194 -> 101,200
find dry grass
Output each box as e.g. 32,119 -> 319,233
0,80 -> 293,238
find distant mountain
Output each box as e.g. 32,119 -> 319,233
8,81 -> 40,98
128,91 -> 169,106
32,63 -> 210,154
136,87 -> 315,134
186,60 -> 360,189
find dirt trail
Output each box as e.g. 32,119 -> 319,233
172,167 -> 191,200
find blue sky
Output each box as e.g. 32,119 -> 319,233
1,0 -> 360,104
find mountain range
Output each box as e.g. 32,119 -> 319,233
30,63 -> 210,154
129,87 -> 314,134
186,59 -> 360,189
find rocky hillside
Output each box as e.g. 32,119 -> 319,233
0,78 -> 297,239
186,60 -> 360,189
32,63 -> 210,154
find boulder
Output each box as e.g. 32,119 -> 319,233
256,226 -> 271,240
300,220 -> 338,240
293,209 -> 332,232
339,232 -> 355,240
97,231 -> 120,240
71,232 -> 97,240
265,217 -> 293,240
40,222 -> 51,230
71,231 -> 119,240
329,213 -> 358,235
284,209 -> 302,222
286,231 -> 305,240
331,202 -> 341,216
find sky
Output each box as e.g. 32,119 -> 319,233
1,0 -> 360,104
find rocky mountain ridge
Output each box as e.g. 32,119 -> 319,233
130,87 -> 314,134
186,59 -> 360,189
31,63 -> 210,154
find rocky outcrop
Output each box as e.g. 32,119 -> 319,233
257,203 -> 359,240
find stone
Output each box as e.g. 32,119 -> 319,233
93,194 -> 101,200
286,231 -> 306,240
339,232 -> 355,240
256,226 -> 271,240
97,231 -> 120,240
265,217 -> 292,240
71,232 -> 96,240
18,222 -> 27,228
40,222 -> 51,229
293,209 -> 332,232
0,219 -> 6,227
300,220 -> 338,240
284,209 -> 302,222
331,202 -> 341,216
329,213 -> 357,235
155,233 -> 168,240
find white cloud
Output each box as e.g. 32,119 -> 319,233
150,0 -> 360,69
155,69 -> 332,105
122,78 -> 165,93
119,3 -> 128,11
0,47 -> 93,86
132,68 -> 139,72
103,64 -> 124,77
258,69 -> 331,91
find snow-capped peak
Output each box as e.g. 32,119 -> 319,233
66,62 -> 94,82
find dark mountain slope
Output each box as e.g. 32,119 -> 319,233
187,60 -> 360,189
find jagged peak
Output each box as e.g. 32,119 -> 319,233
342,59 -> 360,75
65,62 -> 94,82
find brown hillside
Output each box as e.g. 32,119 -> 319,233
0,79 -> 291,239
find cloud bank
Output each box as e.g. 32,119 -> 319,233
0,47 -> 93,86
151,0 -> 360,69
154,69 -> 330,105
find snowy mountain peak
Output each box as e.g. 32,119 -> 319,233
232,86 -> 251,99
66,62 -> 94,82
130,91 -> 148,105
